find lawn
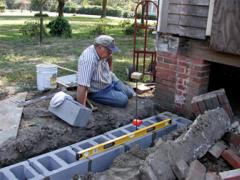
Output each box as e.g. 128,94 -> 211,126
0,15 -> 155,95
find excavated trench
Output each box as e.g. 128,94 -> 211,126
0,90 -> 158,168
0,90 -> 234,180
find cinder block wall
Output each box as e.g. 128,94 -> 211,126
155,51 -> 210,117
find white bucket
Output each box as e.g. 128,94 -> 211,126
36,64 -> 58,91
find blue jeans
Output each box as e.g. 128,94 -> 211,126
89,81 -> 134,107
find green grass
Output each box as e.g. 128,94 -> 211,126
0,15 -> 155,93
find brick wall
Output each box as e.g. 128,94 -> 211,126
155,52 -> 210,117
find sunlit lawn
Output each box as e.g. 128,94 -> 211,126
0,15 -> 155,93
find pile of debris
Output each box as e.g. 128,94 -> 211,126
82,108 -> 240,180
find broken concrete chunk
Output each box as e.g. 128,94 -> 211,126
186,160 -> 206,180
172,159 -> 189,180
140,108 -> 231,180
231,121 -> 240,129
208,141 -> 227,158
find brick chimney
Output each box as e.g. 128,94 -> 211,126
155,36 -> 210,117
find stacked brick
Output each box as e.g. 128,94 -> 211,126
191,89 -> 234,119
155,52 -> 210,117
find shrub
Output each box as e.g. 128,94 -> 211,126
77,5 -> 123,17
19,20 -> 47,37
90,20 -> 109,35
122,11 -> 134,18
119,20 -> 131,28
122,23 -> 143,35
34,13 -> 49,17
64,1 -> 79,13
46,17 -> 72,38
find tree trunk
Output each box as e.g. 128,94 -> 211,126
39,2 -> 43,46
58,0 -> 65,17
101,0 -> 107,18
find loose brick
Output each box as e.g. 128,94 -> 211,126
221,149 -> 240,168
197,101 -> 206,114
191,102 -> 201,116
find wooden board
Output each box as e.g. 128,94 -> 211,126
0,92 -> 27,145
159,0 -> 209,40
210,0 -> 240,55
169,0 -> 209,6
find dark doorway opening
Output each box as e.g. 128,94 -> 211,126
208,62 -> 240,112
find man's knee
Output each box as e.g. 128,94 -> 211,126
116,95 -> 128,107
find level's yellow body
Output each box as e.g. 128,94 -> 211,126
76,118 -> 171,160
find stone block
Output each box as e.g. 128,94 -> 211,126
49,98 -> 92,127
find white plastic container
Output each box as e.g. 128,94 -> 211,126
36,64 -> 58,91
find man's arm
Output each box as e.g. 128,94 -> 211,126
77,85 -> 88,106
108,55 -> 113,71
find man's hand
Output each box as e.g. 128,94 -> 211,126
77,85 -> 88,106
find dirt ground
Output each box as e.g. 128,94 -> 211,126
0,89 -> 158,168
0,88 -> 238,179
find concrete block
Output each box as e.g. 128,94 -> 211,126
208,141 -> 227,158
221,149 -> 240,168
71,135 -> 124,173
172,159 -> 189,180
186,160 -> 206,180
89,145 -> 125,173
124,132 -> 153,151
49,98 -> 92,127
29,146 -> 89,180
0,172 -> 10,180
105,119 -> 156,151
160,111 -> 178,119
154,123 -> 178,139
172,117 -> 192,128
0,161 -> 44,180
219,169 -> 240,180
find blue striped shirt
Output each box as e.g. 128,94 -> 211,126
77,45 -> 113,92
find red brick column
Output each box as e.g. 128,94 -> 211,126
155,52 -> 210,117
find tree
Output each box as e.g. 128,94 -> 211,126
39,0 -> 48,45
101,0 -> 107,18
57,0 -> 67,17
6,0 -> 15,9
81,0 -> 88,7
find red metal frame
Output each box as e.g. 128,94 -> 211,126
133,0 -> 159,81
